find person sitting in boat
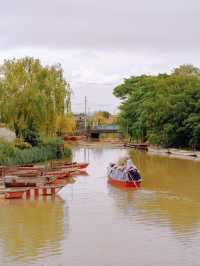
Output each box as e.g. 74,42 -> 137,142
125,156 -> 141,182
116,166 -> 125,180
108,162 -> 125,180
110,163 -> 115,168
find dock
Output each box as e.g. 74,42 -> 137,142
124,143 -> 148,151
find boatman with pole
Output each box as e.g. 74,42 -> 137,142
126,156 -> 142,182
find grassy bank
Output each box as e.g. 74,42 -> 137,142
0,138 -> 72,166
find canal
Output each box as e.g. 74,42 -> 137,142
0,146 -> 200,266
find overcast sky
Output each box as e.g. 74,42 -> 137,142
0,0 -> 200,113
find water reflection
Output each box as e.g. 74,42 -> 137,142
1,146 -> 200,266
0,197 -> 68,265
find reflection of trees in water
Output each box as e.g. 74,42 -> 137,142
73,147 -> 91,162
135,192 -> 200,235
107,150 -> 200,235
74,147 -> 127,173
89,147 -> 127,165
0,198 -> 69,262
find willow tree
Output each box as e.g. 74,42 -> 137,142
0,57 -> 71,141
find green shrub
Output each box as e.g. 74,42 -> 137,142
21,128 -> 42,147
14,138 -> 32,149
0,137 -> 71,166
42,137 -> 64,146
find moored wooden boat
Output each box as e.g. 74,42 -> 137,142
5,170 -> 40,177
64,135 -> 85,141
0,161 -> 89,181
51,162 -> 89,170
42,169 -> 71,179
15,163 -> 35,167
124,142 -> 148,151
4,188 -> 29,199
0,185 -> 64,199
3,175 -> 57,188
0,187 -> 29,199
78,163 -> 89,169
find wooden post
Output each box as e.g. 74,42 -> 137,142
42,188 -> 47,196
34,188 -> 39,199
26,189 -> 31,200
51,187 -> 56,195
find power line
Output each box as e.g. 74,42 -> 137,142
69,80 -> 119,86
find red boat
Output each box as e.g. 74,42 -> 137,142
108,176 -> 141,189
64,135 -> 85,141
4,188 -> 29,199
78,163 -> 89,170
42,170 -> 70,179
1,186 -> 64,199
6,169 -> 40,177
51,162 -> 89,170
3,175 -> 57,188
107,165 -> 142,189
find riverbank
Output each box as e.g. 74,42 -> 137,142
148,147 -> 200,161
125,142 -> 200,161
66,138 -> 125,148
67,139 -> 200,161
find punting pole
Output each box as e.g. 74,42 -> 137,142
133,181 -> 138,188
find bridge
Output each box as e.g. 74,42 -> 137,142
87,125 -> 119,138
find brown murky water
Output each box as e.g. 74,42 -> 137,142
0,146 -> 200,266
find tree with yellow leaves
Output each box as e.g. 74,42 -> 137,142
0,57 -> 72,143
90,111 -> 111,127
56,113 -> 76,136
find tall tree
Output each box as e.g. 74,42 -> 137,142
0,57 -> 71,140
114,65 -> 200,148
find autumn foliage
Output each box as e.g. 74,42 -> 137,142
0,57 -> 71,143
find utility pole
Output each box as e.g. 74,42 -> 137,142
84,96 -> 87,133
66,82 -> 72,113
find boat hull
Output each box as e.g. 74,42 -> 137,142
64,135 -> 85,141
108,177 -> 141,189
5,190 -> 25,199
51,162 -> 89,170
3,175 -> 57,188
42,171 -> 70,179
4,182 -> 36,188
0,186 -> 64,199
78,163 -> 89,169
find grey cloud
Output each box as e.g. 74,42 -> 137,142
0,0 -> 200,53
1,0 -> 200,113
